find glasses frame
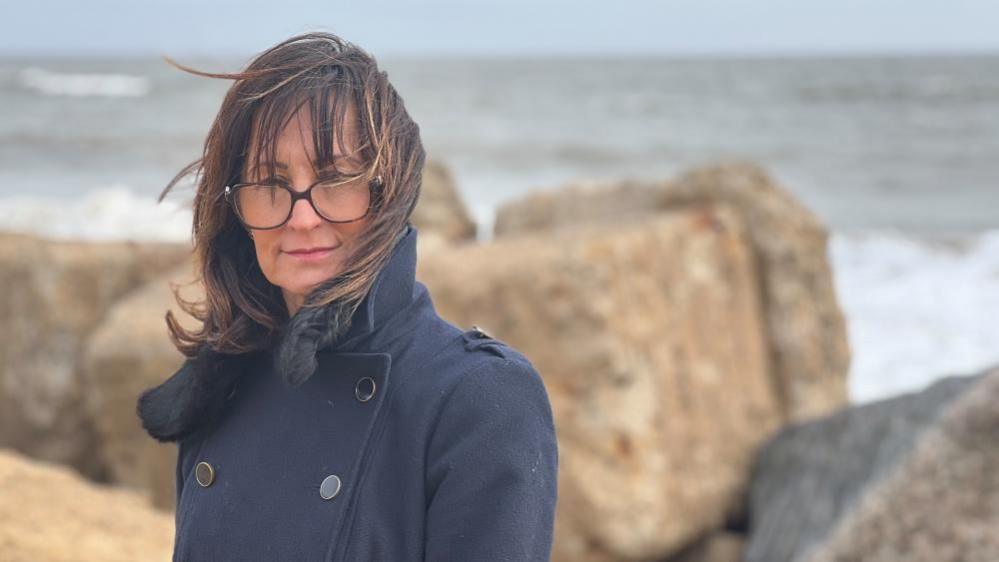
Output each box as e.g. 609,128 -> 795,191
224,174 -> 383,230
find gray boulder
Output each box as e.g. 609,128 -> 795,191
746,366 -> 995,562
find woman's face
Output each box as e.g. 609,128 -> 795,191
243,103 -> 372,316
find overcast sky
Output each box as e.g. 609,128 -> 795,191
5,0 -> 998,58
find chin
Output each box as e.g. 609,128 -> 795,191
266,253 -> 346,293
282,268 -> 343,294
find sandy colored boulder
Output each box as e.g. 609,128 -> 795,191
671,531 -> 746,562
82,259 -> 202,510
0,232 -> 189,480
494,162 -> 849,423
410,159 -> 477,246
0,447 -> 174,562
419,205 -> 782,561
494,176 -> 670,236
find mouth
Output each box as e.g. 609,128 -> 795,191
284,245 -> 340,260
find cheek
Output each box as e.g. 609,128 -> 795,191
251,233 -> 282,277
335,221 -> 369,247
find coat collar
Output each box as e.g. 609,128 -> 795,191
270,223 -> 417,387
324,222 -> 417,351
136,223 -> 419,443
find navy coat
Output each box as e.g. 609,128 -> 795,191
136,224 -> 559,561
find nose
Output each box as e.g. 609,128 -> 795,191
285,191 -> 324,230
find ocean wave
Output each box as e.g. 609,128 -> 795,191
830,228 -> 999,404
796,78 -> 999,104
17,66 -> 151,98
0,185 -> 190,242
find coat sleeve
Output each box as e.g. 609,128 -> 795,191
424,354 -> 559,561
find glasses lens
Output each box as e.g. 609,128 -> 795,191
234,184 -> 291,228
312,176 -> 371,222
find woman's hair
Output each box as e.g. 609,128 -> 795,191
159,31 -> 425,358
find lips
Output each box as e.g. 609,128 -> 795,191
285,244 -> 340,259
287,245 -> 338,254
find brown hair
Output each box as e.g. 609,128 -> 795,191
159,31 -> 425,358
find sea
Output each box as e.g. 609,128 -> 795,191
1,54 -> 996,405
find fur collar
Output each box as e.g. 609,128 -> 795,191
136,224 -> 418,443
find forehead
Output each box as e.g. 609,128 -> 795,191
244,97 -> 363,169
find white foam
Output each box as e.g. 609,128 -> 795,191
830,228 -> 999,404
0,184 -> 191,242
17,66 -> 151,98
470,203 -> 496,243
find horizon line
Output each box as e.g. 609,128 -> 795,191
3,45 -> 999,63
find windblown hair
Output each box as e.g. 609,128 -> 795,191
159,31 -> 425,359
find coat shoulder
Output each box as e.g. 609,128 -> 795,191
456,324 -> 527,364
444,324 -> 552,421
422,326 -> 559,560
413,320 -> 549,409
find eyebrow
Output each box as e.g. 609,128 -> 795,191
250,159 -> 361,172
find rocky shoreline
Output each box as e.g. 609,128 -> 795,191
1,161 -> 995,561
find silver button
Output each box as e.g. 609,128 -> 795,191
320,474 -> 342,500
471,324 -> 492,339
355,376 -> 376,403
195,461 -> 215,487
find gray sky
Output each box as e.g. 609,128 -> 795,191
5,0 -> 998,58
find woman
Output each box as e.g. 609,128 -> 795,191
136,31 -> 558,561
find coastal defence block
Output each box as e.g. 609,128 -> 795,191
421,204 -> 782,561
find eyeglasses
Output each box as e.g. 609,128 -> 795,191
224,173 -> 383,230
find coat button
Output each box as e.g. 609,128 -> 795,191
195,461 -> 215,487
320,474 -> 342,500
355,376 -> 376,403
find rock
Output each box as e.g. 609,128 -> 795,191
82,259 -> 201,510
668,164 -> 849,424
0,232 -> 190,480
805,364 -> 999,562
419,205 -> 782,561
493,177 -> 670,237
494,162 -> 849,424
410,159 -> 477,245
666,531 -> 746,562
0,447 -> 174,562
744,367 -> 992,562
